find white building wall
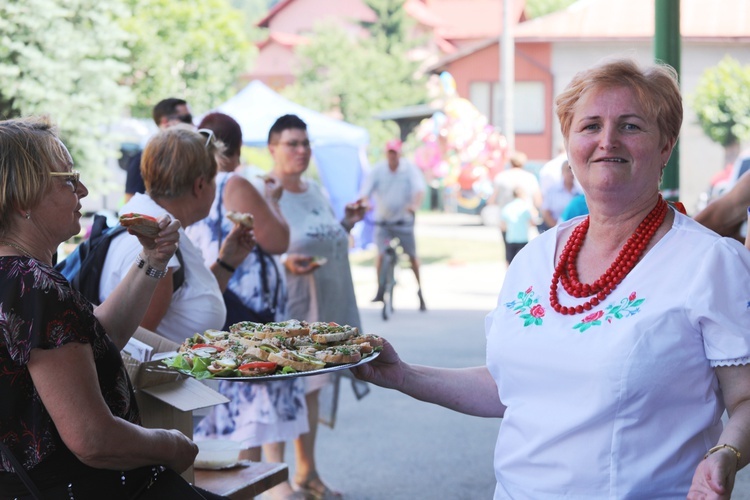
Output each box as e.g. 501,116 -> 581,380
548,41 -> 750,213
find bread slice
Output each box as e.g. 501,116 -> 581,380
226,211 -> 254,228
308,322 -> 358,344
314,346 -> 362,365
268,351 -> 325,372
346,333 -> 384,348
120,213 -> 161,237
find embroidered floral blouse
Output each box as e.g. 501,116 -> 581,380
486,211 -> 750,499
0,257 -> 139,474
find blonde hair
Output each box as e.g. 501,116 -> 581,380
555,58 -> 682,144
509,151 -> 528,169
0,116 -> 72,236
141,125 -> 222,199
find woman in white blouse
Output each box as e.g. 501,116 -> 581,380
354,59 -> 750,499
100,125 -> 254,343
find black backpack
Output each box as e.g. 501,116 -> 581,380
55,214 -> 184,305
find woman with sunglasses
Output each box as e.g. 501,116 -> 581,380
0,117 -> 230,498
99,124 -> 255,345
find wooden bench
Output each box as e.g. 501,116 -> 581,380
195,462 -> 288,499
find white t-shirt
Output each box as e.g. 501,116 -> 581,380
486,211 -> 750,499
492,168 -> 540,210
99,193 -> 226,344
360,158 -> 426,222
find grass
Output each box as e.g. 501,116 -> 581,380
350,234 -> 502,267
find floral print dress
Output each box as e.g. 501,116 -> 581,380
0,257 -> 138,489
189,171 -> 308,447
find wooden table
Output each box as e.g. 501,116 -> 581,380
195,462 -> 288,499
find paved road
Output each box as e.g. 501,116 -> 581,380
278,212 -> 750,499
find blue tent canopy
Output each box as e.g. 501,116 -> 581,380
213,81 -> 370,229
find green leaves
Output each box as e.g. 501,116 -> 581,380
121,0 -> 254,118
691,56 -> 750,147
0,0 -> 132,188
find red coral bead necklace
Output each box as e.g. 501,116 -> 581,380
549,195 -> 668,315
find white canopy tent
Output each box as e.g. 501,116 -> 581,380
213,81 -> 370,224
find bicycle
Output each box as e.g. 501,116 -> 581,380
378,237 -> 400,320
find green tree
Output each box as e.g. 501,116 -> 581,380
691,56 -> 750,156
284,1 -> 427,158
0,0 -> 132,184
121,0 -> 255,117
360,0 -> 417,54
525,0 -> 578,19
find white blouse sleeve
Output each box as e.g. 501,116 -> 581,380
686,237 -> 750,367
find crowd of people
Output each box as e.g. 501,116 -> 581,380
0,56 -> 749,499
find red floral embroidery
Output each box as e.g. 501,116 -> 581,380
530,304 -> 545,318
582,310 -> 604,323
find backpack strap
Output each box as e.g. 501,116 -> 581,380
172,249 -> 185,292
216,175 -> 278,311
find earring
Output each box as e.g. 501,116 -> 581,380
25,212 -> 30,219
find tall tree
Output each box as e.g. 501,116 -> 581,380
0,0 -> 132,182
360,0 -> 415,54
121,0 -> 254,117
285,1 -> 427,157
691,56 -> 750,164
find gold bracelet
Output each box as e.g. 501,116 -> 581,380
704,444 -> 741,467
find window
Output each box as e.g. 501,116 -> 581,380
469,80 -> 545,134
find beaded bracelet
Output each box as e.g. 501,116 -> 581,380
704,444 -> 741,468
216,258 -> 236,273
135,254 -> 168,279
144,264 -> 168,279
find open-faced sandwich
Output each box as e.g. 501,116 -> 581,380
164,320 -> 382,379
226,211 -> 254,228
308,322 -> 358,344
120,213 -> 161,237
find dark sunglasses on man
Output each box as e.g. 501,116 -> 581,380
168,113 -> 193,125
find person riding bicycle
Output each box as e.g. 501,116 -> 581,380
361,138 -> 427,311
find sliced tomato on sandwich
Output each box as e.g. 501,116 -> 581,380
120,212 -> 158,222
238,361 -> 277,376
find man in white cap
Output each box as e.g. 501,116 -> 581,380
361,138 -> 427,310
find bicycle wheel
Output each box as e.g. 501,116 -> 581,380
380,248 -> 396,320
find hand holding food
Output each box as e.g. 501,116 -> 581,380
120,213 -> 181,267
284,253 -> 317,275
262,175 -> 284,203
218,221 -> 255,269
349,337 -> 403,390
344,198 -> 368,225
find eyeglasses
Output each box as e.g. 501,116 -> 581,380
49,170 -> 80,192
278,140 -> 311,150
169,113 -> 193,125
198,128 -> 215,148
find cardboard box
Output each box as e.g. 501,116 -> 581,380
123,327 -> 229,482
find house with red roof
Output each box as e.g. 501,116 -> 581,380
245,0 -> 527,88
427,0 -> 750,210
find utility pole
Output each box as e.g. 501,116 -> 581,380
654,0 -> 680,201
500,0 -> 515,152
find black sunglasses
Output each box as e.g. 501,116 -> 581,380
169,113 -> 193,125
